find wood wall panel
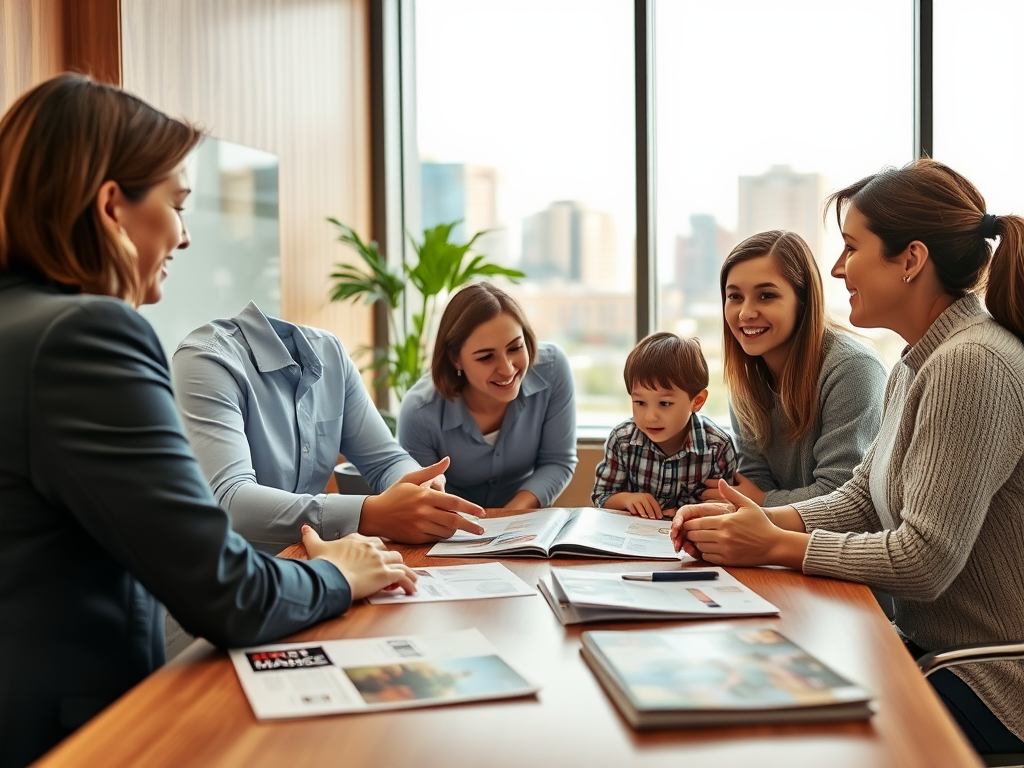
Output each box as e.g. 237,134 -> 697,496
1,0 -> 120,113
119,0 -> 372,349
62,0 -> 121,85
0,0 -> 63,112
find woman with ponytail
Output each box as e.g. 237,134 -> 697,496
706,230 -> 885,506
673,159 -> 1024,755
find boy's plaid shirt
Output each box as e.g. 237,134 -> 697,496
591,414 -> 737,510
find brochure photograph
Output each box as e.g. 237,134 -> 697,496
230,628 -> 539,721
539,567 -> 779,624
581,625 -> 873,729
428,507 -> 685,560
366,562 -> 536,605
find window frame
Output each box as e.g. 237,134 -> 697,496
368,0 -> 934,409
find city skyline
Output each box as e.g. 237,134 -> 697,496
411,0 -> 1019,424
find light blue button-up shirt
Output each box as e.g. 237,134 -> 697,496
171,302 -> 420,551
397,342 -> 577,507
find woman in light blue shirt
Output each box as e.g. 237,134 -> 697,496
398,283 -> 578,509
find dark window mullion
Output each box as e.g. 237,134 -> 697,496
914,0 -> 933,159
635,0 -> 656,341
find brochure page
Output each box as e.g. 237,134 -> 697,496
428,508 -> 569,557
367,562 -> 536,604
553,508 -> 683,559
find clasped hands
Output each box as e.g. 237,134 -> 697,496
670,479 -> 791,567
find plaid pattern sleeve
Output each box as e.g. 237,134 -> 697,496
653,414 -> 736,508
707,417 -> 737,483
591,420 -> 634,506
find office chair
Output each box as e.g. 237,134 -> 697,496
918,642 -> 1024,768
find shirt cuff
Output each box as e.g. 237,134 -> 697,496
801,528 -> 847,577
790,496 -> 833,533
304,557 -> 354,615
318,492 -> 366,539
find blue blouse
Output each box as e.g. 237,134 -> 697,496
397,342 -> 578,507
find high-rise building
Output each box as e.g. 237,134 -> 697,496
520,200 -> 617,289
420,162 -> 506,264
674,213 -> 734,301
737,165 -> 827,260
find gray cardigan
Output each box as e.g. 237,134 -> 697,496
731,329 -> 887,505
794,293 -> 1024,740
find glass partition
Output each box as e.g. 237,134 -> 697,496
140,137 -> 280,358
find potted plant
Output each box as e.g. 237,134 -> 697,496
327,219 -> 525,406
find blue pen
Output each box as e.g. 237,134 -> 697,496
621,571 -> 719,582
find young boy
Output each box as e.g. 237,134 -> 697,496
592,332 -> 736,519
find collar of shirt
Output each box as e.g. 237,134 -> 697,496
439,363 -> 549,436
234,302 -> 324,399
626,413 -> 708,459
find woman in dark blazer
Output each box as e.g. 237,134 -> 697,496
0,74 -> 416,768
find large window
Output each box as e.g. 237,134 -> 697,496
933,0 -> 1024,218
410,0 -> 636,430
389,1 -> 995,430
654,0 -> 912,422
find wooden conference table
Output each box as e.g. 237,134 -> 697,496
35,513 -> 981,768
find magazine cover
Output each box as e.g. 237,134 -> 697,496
230,629 -> 539,720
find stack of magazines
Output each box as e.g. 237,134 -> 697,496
581,625 -> 874,728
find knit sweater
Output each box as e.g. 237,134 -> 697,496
793,293 -> 1024,739
732,329 -> 887,505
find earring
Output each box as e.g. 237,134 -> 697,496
456,368 -> 462,377
903,275 -> 911,283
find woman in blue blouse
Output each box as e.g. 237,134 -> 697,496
398,283 -> 578,509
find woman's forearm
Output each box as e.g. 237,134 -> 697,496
765,505 -> 807,533
770,529 -> 811,570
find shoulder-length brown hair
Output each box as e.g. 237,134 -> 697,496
825,158 -> 1024,339
721,230 -> 837,448
430,282 -> 537,400
0,73 -> 203,306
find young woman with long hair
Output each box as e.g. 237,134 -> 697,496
397,282 -> 577,509
704,230 -> 886,506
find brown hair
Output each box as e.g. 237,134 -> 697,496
0,73 -> 203,306
623,332 -> 708,397
825,158 -> 1024,338
430,282 -> 538,400
721,230 -> 836,448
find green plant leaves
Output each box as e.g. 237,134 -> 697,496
327,218 -> 404,309
326,217 -> 526,400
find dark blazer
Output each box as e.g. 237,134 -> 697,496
0,273 -> 352,768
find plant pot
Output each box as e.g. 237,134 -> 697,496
333,462 -> 373,495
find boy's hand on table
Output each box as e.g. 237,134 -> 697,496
620,492 -> 663,519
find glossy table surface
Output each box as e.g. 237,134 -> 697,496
34,515 -> 982,768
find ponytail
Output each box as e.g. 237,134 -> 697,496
987,215 -> 1024,338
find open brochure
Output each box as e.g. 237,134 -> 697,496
229,628 -> 538,721
428,507 -> 684,560
538,568 -> 779,624
367,562 -> 536,604
581,625 -> 873,729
